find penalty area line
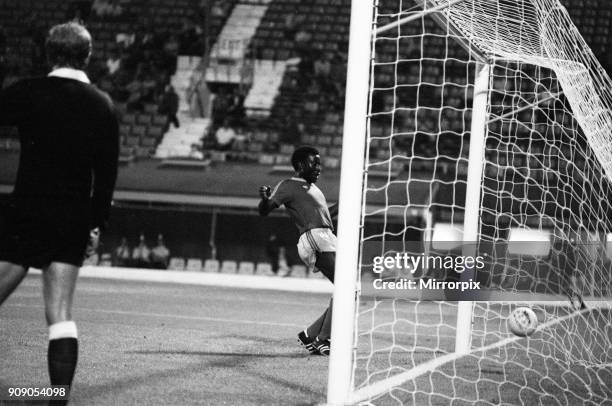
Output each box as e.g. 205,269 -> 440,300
348,305 -> 597,404
6,304 -> 303,329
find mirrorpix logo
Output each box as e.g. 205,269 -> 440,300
371,252 -> 484,291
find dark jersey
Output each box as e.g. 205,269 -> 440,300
0,76 -> 119,229
270,177 -> 333,235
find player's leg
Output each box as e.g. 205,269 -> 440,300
314,251 -> 335,342
0,261 -> 28,305
315,251 -> 335,283
306,307 -> 328,338
43,262 -> 79,400
297,234 -> 335,354
301,251 -> 335,355
305,251 -> 336,337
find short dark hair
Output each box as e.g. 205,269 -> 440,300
46,22 -> 92,70
291,146 -> 319,171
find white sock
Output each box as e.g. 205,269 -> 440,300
49,321 -> 78,340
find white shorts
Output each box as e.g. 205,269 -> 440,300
297,228 -> 337,270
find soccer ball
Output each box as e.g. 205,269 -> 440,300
507,307 -> 538,337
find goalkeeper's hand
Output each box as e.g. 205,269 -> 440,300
259,185 -> 272,200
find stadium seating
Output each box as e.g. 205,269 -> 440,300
168,257 -> 186,271
255,262 -> 274,276
289,264 -> 307,278
243,0 -> 350,147
238,261 -> 256,274
220,260 -> 238,273
186,258 -> 204,272
155,117 -> 210,158
203,259 -> 220,273
99,253 -> 113,267
206,4 -> 267,84
244,60 -> 287,117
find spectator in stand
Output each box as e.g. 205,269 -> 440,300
283,14 -> 298,41
83,229 -> 100,266
266,234 -> 282,275
163,34 -> 180,55
125,74 -> 144,109
159,84 -> 180,128
109,0 -> 124,17
227,92 -> 246,127
92,0 -> 109,16
314,53 -> 331,79
211,1 -> 227,18
215,118 -> 236,151
0,25 -> 6,87
116,31 -> 135,50
139,69 -> 158,104
114,237 -> 131,267
186,69 -> 206,118
92,0 -> 123,18
137,21 -> 157,53
178,18 -> 204,56
150,234 -> 170,269
330,51 -> 347,93
211,87 -> 231,127
232,126 -> 249,152
282,117 -> 305,145
106,49 -> 122,76
132,233 -> 151,268
2,65 -> 21,89
189,144 -> 204,159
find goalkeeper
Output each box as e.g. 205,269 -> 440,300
259,146 -> 338,356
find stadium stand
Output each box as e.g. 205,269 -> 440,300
1,0 -> 611,276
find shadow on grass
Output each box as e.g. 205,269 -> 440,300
74,348 -> 326,405
127,350 -> 310,359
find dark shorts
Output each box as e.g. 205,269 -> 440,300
0,198 -> 90,269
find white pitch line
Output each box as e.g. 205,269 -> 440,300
26,267 -> 334,294
5,304 -> 303,329
21,270 -> 332,308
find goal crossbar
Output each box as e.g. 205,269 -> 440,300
376,0 -> 489,63
376,0 -> 467,35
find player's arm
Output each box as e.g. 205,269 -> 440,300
328,202 -> 339,219
259,180 -> 292,216
258,185 -> 279,216
91,105 -> 120,231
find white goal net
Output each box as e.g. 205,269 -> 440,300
330,0 -> 612,405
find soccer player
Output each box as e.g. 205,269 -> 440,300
259,146 -> 338,355
0,22 -> 119,403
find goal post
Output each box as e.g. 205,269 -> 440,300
455,61 -> 491,354
327,0 -> 375,404
328,0 -> 612,405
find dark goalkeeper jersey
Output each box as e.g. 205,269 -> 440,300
0,75 -> 119,229
269,177 -> 333,235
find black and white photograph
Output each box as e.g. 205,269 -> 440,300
0,0 -> 611,405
